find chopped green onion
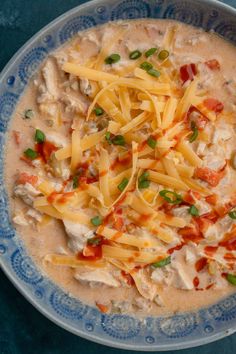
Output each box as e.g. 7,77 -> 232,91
159,190 -> 182,204
94,107 -> 104,116
226,273 -> 236,286
24,148 -> 38,160
147,68 -> 161,78
152,256 -> 171,268
24,109 -> 34,119
229,210 -> 236,219
158,50 -> 169,61
189,205 -> 199,217
140,61 -> 153,71
90,216 -> 102,226
35,129 -> 45,144
105,131 -> 112,144
189,121 -> 198,143
129,50 -> 142,60
111,135 -> 126,146
105,53 -> 121,64
118,177 -> 129,192
147,136 -> 157,149
87,237 -> 101,246
72,176 -> 79,189
145,47 -> 158,58
138,171 -> 150,189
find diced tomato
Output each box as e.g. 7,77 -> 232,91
183,190 -> 201,204
17,172 -> 38,186
36,141 -> 58,162
204,246 -> 218,256
13,130 -> 20,145
205,194 -> 218,206
195,216 -> 213,233
96,302 -> 109,313
193,276 -> 200,288
201,210 -> 219,223
205,59 -> 220,70
203,98 -> 224,114
216,195 -> 236,216
20,156 -> 35,167
81,244 -> 102,260
178,223 -> 203,244
121,270 -> 135,286
180,63 -> 197,84
195,257 -> 208,272
219,226 -> 236,251
168,243 -> 185,254
195,167 -> 225,187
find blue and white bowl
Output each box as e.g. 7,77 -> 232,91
0,0 -> 236,350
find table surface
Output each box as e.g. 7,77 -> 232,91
0,0 -> 236,353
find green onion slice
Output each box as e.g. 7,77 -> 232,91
145,47 -> 158,58
229,210 -> 236,219
189,121 -> 198,143
189,205 -> 199,217
72,176 -> 79,189
105,131 -> 112,144
158,50 -> 169,61
147,136 -> 157,149
140,62 -> 153,71
24,148 -> 38,160
24,109 -> 34,119
105,53 -> 121,64
147,68 -> 161,78
159,190 -> 182,204
94,107 -> 104,116
138,171 -> 150,189
87,237 -> 102,246
35,129 -> 45,144
152,256 -> 171,268
226,273 -> 236,286
90,216 -> 102,226
118,177 -> 129,192
129,50 -> 142,60
111,135 -> 126,146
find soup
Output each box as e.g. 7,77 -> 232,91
5,19 -> 236,316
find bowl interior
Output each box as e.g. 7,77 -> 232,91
0,0 -> 236,351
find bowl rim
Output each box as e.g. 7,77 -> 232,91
0,0 -> 236,351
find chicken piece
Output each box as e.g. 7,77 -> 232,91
14,183 -> 41,206
75,268 -> 120,288
63,219 -> 94,252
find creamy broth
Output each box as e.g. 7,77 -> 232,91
4,19 -> 236,316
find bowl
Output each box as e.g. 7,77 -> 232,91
0,0 -> 236,350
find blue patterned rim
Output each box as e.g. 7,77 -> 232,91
0,0 -> 236,350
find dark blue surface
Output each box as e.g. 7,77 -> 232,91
0,0 -> 236,353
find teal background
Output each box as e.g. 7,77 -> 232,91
0,0 -> 236,352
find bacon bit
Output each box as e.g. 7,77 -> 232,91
204,246 -> 218,256
168,243 -> 184,254
201,210 -> 219,223
13,130 -> 21,145
17,172 -> 38,186
193,276 -> 200,288
195,216 -> 213,233
20,156 -> 35,167
219,226 -> 236,251
195,167 -> 225,187
180,63 -> 197,84
195,257 -> 208,272
216,195 -> 236,217
121,270 -> 135,286
206,283 -> 214,290
224,253 -> 236,261
80,244 -> 102,260
205,194 -> 218,206
178,222 -> 203,244
183,190 -> 201,204
96,302 -> 109,313
203,98 -> 224,114
36,141 -> 58,162
205,59 -> 220,70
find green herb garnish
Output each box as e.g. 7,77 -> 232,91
105,131 -> 112,144
228,210 -> 236,219
94,107 -> 104,116
158,50 -> 169,61
111,135 -> 126,146
24,148 -> 38,160
140,61 -> 153,71
87,237 -> 102,246
72,176 -> 79,189
90,216 -> 102,226
138,171 -> 150,189
147,136 -> 157,149
129,50 -> 142,60
24,109 -> 34,119
189,205 -> 199,217
159,190 -> 182,204
147,68 -> 161,78
152,256 -> 171,268
226,273 -> 236,286
145,47 -> 158,58
105,53 -> 121,64
118,177 -> 129,192
35,129 -> 45,144
189,121 -> 198,143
